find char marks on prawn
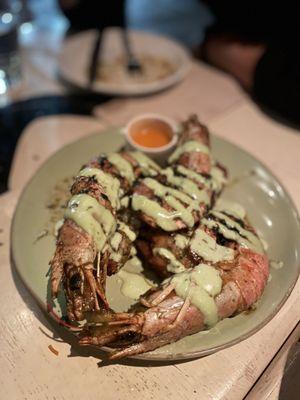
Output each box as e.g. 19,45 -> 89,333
49,114 -> 269,359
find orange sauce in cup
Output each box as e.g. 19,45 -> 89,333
130,119 -> 173,148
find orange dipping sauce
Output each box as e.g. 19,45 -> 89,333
129,118 -> 173,148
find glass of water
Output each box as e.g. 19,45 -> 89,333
0,0 -> 22,95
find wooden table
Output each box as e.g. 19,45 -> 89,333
1,28 -> 300,399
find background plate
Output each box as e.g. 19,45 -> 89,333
58,28 -> 191,96
11,129 -> 300,361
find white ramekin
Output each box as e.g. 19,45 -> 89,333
123,113 -> 178,164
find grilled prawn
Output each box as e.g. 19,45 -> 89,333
79,247 -> 269,359
50,151 -> 160,321
131,115 -> 227,231
49,113 -> 270,361
78,198 -> 269,359
136,200 -> 264,279
50,115 -> 223,321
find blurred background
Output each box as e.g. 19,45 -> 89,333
0,0 -> 299,192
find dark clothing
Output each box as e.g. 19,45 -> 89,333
204,1 -> 297,42
253,39 -> 300,126
205,1 -> 300,125
60,0 -> 125,31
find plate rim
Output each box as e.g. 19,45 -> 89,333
11,128 -> 300,362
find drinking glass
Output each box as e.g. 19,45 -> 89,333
0,0 -> 22,95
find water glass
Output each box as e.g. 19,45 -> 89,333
0,0 -> 21,95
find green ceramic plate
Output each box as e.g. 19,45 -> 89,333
11,129 -> 300,361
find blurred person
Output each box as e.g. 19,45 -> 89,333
58,0 -> 125,32
202,1 -> 300,126
58,0 -> 300,126
126,0 -> 213,48
58,0 -> 213,48
28,0 -> 66,29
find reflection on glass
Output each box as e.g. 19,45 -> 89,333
0,0 -> 22,99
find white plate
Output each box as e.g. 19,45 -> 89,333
58,28 -> 191,96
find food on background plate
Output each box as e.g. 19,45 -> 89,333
49,114 -> 269,359
96,54 -> 176,85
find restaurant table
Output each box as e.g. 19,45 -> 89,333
0,25 -> 300,400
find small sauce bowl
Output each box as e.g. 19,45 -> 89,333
124,113 -> 178,163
